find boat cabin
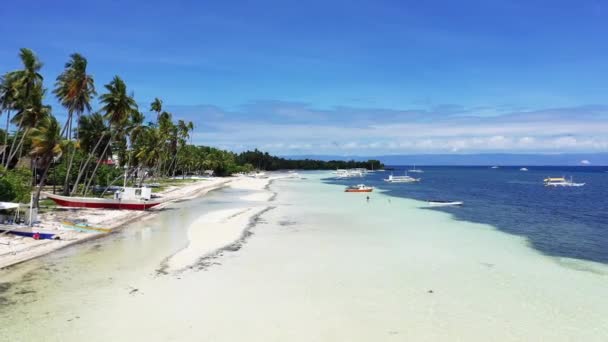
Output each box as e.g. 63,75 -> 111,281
114,187 -> 153,201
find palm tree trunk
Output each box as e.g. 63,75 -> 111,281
83,137 -> 112,196
60,112 -> 74,194
8,127 -> 29,166
70,134 -> 105,195
5,115 -> 23,167
2,110 -> 9,161
33,157 -> 53,209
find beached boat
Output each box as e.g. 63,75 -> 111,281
427,200 -> 463,207
0,225 -> 59,240
61,221 -> 112,233
345,184 -> 373,192
543,177 -> 585,187
384,173 -> 420,183
44,187 -> 162,210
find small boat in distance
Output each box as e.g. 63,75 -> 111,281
491,166 -> 499,169
427,200 -> 463,207
520,167 -> 528,171
384,173 -> 420,183
543,177 -> 585,187
44,187 -> 162,210
408,165 -> 424,173
345,184 -> 373,192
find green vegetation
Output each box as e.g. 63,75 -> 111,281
0,166 -> 32,203
0,48 -> 383,207
236,149 -> 382,171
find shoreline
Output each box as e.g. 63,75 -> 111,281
0,178 -> 233,269
162,175 -> 280,273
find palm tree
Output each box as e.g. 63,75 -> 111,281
12,48 -> 43,101
30,115 -> 64,208
83,76 -> 137,195
150,97 -> 162,123
3,49 -> 43,167
7,85 -> 50,165
53,53 -> 96,194
70,113 -> 110,195
53,53 -> 96,137
0,73 -> 19,163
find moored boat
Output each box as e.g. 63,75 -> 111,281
345,184 -> 373,192
384,173 -> 420,183
44,187 -> 162,210
543,177 -> 585,187
427,200 -> 463,207
408,165 -> 424,173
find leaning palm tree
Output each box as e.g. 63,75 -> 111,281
3,49 -> 43,167
30,115 -> 64,208
53,53 -> 96,138
53,53 -> 96,194
150,97 -> 162,123
69,113 -> 110,195
82,76 -> 137,195
7,85 -> 50,165
12,48 -> 43,101
0,73 -> 19,163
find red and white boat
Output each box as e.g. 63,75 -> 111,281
44,187 -> 162,210
344,184 -> 374,193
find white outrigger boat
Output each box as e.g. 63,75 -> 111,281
544,177 -> 585,187
384,173 -> 420,183
427,200 -> 463,207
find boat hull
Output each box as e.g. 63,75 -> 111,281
0,226 -> 57,240
344,189 -> 373,193
45,193 -> 162,210
428,201 -> 463,207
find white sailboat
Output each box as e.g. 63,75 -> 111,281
408,165 -> 424,173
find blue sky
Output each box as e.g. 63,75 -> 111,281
2,0 -> 608,155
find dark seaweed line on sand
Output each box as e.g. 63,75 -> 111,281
157,206 -> 276,275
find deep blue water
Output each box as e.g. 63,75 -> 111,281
325,166 -> 608,264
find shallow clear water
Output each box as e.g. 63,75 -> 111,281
328,166 -> 608,263
1,173 -> 607,341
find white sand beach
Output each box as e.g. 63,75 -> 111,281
1,172 -> 607,342
0,177 -> 232,269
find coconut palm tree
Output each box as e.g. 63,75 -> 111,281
150,97 -> 162,123
0,73 -> 19,163
7,85 -> 50,165
53,53 -> 96,194
83,76 -> 137,195
3,49 -> 43,167
12,48 -> 43,101
30,115 -> 64,208
53,53 -> 96,138
70,113 -> 110,195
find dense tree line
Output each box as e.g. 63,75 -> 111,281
236,149 -> 383,171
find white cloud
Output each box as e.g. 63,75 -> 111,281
178,103 -> 608,154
